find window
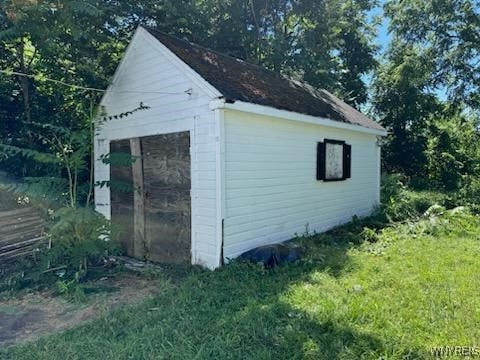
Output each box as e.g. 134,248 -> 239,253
317,139 -> 351,181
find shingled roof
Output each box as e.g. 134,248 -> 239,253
145,28 -> 385,132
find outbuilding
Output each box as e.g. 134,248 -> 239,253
94,26 -> 387,269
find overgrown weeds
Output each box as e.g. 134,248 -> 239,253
0,106 -> 149,300
0,206 -> 121,301
295,173 -> 479,258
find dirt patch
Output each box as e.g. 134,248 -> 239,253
0,273 -> 160,347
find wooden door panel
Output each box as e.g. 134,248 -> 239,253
142,132 -> 191,263
109,139 -> 134,256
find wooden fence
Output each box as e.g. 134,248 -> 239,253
0,206 -> 46,261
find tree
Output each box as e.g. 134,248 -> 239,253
372,41 -> 445,175
424,113 -> 480,191
375,0 -> 480,185
334,0 -> 379,106
373,36 -> 480,193
0,0 -> 129,178
384,0 -> 480,108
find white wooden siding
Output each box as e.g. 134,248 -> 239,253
94,28 -> 219,268
222,109 -> 380,259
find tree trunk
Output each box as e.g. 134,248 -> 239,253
17,38 -> 32,125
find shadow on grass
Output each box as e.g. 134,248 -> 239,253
293,214 -> 388,277
3,217 -> 405,359
3,260 -> 394,359
196,265 -> 386,359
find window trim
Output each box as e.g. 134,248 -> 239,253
317,139 -> 351,182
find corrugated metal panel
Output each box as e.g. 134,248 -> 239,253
0,206 -> 46,262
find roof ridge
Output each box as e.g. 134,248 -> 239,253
144,27 -> 298,80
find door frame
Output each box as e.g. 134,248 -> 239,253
105,121 -> 196,264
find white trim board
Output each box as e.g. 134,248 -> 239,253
105,117 -> 195,142
214,108 -> 225,266
189,127 -> 197,265
210,99 -> 387,137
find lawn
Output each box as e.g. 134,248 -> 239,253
2,209 -> 480,359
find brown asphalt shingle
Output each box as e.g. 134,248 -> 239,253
145,27 -> 385,132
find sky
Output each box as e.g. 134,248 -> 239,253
370,2 -> 391,55
360,4 -> 391,112
377,19 -> 391,54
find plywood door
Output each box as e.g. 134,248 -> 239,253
109,139 -> 135,256
110,132 -> 191,263
142,132 -> 191,263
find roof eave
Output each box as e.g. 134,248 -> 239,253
210,99 -> 387,137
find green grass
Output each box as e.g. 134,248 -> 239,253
2,210 -> 480,359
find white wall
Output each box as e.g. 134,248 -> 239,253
222,109 -> 381,259
94,28 -> 219,268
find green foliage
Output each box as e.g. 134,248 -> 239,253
96,179 -> 135,195
380,173 -> 404,204
385,0 -> 480,108
1,100 -> 94,206
1,101 -> 148,207
458,176 -> 480,213
99,152 -> 139,166
7,177 -> 69,204
0,207 -> 120,296
0,0 -> 120,178
373,44 -> 480,196
375,0 -> 480,196
372,43 -> 443,175
45,207 -> 119,279
424,114 -> 480,191
3,203 -> 480,359
380,173 -> 452,222
55,279 -> 87,302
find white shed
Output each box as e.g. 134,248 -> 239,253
95,26 -> 387,269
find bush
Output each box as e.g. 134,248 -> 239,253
0,207 -> 120,297
44,207 -> 120,280
379,173 -> 450,222
424,115 -> 479,192
380,173 -> 405,204
457,176 -> 480,213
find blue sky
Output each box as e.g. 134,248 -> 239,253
360,4 -> 391,112
370,3 -> 391,54
377,19 -> 390,54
